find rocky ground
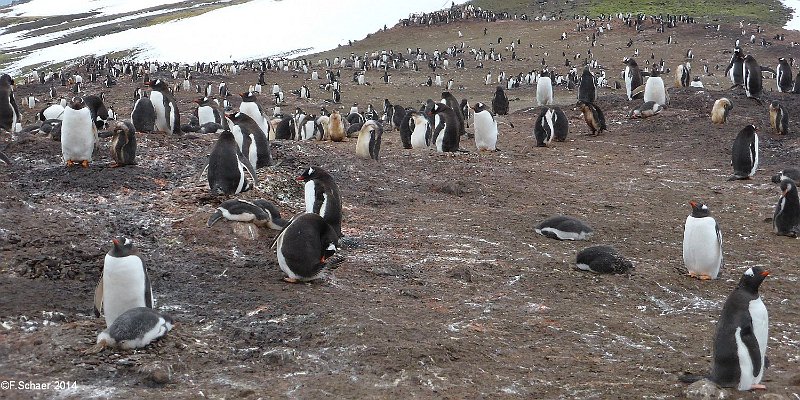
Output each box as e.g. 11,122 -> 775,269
1,12 -> 799,400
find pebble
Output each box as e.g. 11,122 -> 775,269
685,379 -> 728,399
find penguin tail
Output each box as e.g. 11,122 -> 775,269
726,175 -> 744,181
207,210 -> 224,227
678,374 -> 706,384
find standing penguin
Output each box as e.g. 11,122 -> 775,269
675,63 -> 690,87
536,70 -> 554,106
743,55 -> 763,103
441,92 -> 465,137
398,109 -> 415,149
93,237 -> 154,328
643,71 -> 667,106
577,66 -> 596,103
145,79 -> 181,134
328,111 -> 345,142
776,58 -> 793,92
297,166 -> 342,237
725,47 -> 745,87
729,125 -> 759,181
206,130 -> 258,195
576,101 -> 607,135
425,100 -> 460,152
623,58 -> 643,101
683,201 -> 723,280
773,178 -> 800,237
271,213 -> 340,283
0,74 -> 21,132
227,111 -> 272,168
131,96 -> 156,133
472,102 -> 498,151
354,120 -> 383,160
108,120 -> 137,167
491,86 -> 509,115
238,92 -> 271,137
711,98 -> 733,125
193,97 -> 221,125
768,102 -> 789,135
409,112 -> 431,149
61,97 -> 96,167
534,106 -> 569,146
94,307 -> 172,351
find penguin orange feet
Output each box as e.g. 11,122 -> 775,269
66,160 -> 75,167
687,271 -> 697,278
283,277 -> 300,283
750,384 -> 767,390
698,274 -> 713,280
81,160 -> 89,168
111,163 -> 121,168
83,340 -> 107,355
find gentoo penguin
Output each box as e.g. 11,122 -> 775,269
425,100 -> 460,152
94,237 -> 154,328
207,199 -> 286,230
94,307 -> 173,350
354,120 -> 382,160
776,58 -> 793,92
643,71 -> 667,106
675,63 -> 690,87
0,74 -> 21,132
536,70 -> 554,106
410,112 -> 431,149
577,66 -> 596,103
227,112 -> 272,168
441,92 -> 465,137
108,120 -> 137,167
273,116 -> 293,140
623,58 -> 643,101
535,215 -> 593,240
729,125 -> 758,181
492,86 -> 509,115
193,97 -> 221,125
793,71 -> 800,94
297,166 -> 342,237
239,92 -> 271,137
630,101 -> 663,119
743,55 -> 763,103
576,246 -> 633,274
131,96 -> 156,133
206,130 -> 258,195
460,99 -> 471,128
83,95 -> 109,130
711,98 -> 733,125
725,47 -> 745,87
61,97 -> 97,167
771,167 -> 800,183
39,103 -> 65,121
271,212 -> 341,283
534,106 -> 568,146
773,178 -> 800,237
576,101 -> 607,135
145,79 -> 181,134
768,102 -> 789,135
710,267 -> 770,390
398,110 -> 414,148
683,201 -> 723,280
328,111 -> 346,142
472,102 -> 498,151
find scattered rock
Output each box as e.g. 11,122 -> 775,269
789,373 -> 800,386
760,394 -> 790,400
231,223 -> 259,241
431,181 -> 466,196
685,379 -> 728,399
449,266 -> 473,282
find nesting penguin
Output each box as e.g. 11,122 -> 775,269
94,307 -> 173,351
193,97 -> 221,125
534,106 -> 568,146
61,97 -> 97,167
206,130 -> 258,195
729,125 -> 759,181
536,70 -> 554,106
0,74 -> 21,132
297,166 -> 342,237
776,58 -> 793,92
94,237 -> 154,328
425,100 -> 460,152
108,120 -> 137,167
535,215 -> 593,240
355,120 -> 383,160
643,71 -> 667,106
683,201 -> 723,280
492,86 -> 509,115
576,101 -> 607,135
145,79 -> 181,134
768,102 -> 789,135
472,102 -> 499,151
623,58 -> 643,101
771,167 -> 800,183
409,112 -> 431,149
577,66 -> 596,103
773,178 -> 800,237
207,199 -> 286,230
711,98 -> 733,125
272,212 -> 341,283
576,246 -> 633,274
630,101 -> 663,119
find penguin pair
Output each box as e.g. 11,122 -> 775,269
768,102 -> 789,136
575,101 -> 607,135
535,215 -> 593,240
145,79 -> 181,134
681,267 -> 770,391
425,100 -> 460,152
491,86 -> 509,115
207,198 -> 286,230
61,97 -> 97,168
533,106 -> 568,146
729,125 -> 758,181
472,102 -> 499,151
355,120 -> 382,160
711,98 -> 732,125
206,130 -> 258,195
683,201 -> 723,280
108,120 -> 137,167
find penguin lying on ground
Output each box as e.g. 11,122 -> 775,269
683,201 -> 723,280
576,246 -> 633,274
271,213 -> 342,283
680,267 -> 770,391
728,125 -> 759,181
576,101 -> 607,135
773,178 -> 800,237
768,102 -> 789,135
630,101 -> 663,119
90,307 -> 173,352
535,215 -> 593,240
771,167 -> 800,183
711,98 -> 732,125
94,237 -> 153,328
207,199 -> 286,230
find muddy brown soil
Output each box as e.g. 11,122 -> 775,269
1,14 -> 799,399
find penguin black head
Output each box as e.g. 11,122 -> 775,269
738,267 -> 769,295
146,79 -> 168,91
297,166 -> 322,182
109,237 -> 136,257
193,97 -> 211,106
240,92 -> 256,101
472,102 -> 488,113
688,201 -> 711,218
0,73 -> 13,87
769,101 -> 780,110
743,124 -> 758,134
779,178 -> 797,196
69,97 -> 85,109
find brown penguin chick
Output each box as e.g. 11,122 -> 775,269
576,101 -> 607,135
328,111 -> 346,142
711,98 -> 732,125
109,120 -> 137,167
769,101 -> 789,135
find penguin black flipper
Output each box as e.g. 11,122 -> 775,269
369,123 -> 383,161
207,210 -> 224,227
739,322 -> 762,376
93,278 -> 104,317
143,270 -> 153,309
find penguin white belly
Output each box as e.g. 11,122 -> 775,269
304,181 -> 316,213
644,77 -> 666,106
749,297 -> 769,384
276,230 -> 301,280
536,78 -> 553,106
102,255 -> 148,327
61,108 -> 95,162
434,115 -> 445,152
240,103 -> 269,135
43,104 -> 65,120
247,134 -> 258,168
411,117 -> 429,149
624,69 -> 633,99
149,91 -> 169,132
473,111 -> 497,151
198,106 -> 215,125
750,134 -> 759,177
355,131 -> 371,157
235,158 -> 247,194
682,217 -> 722,278
220,207 -> 255,222
303,121 -> 315,140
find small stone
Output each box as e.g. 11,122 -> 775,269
149,367 -> 170,385
760,394 -> 789,400
449,266 -> 473,282
686,379 -> 728,399
789,373 -> 800,386
231,223 -> 259,241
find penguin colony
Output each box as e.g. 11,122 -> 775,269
1,3 -> 797,393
